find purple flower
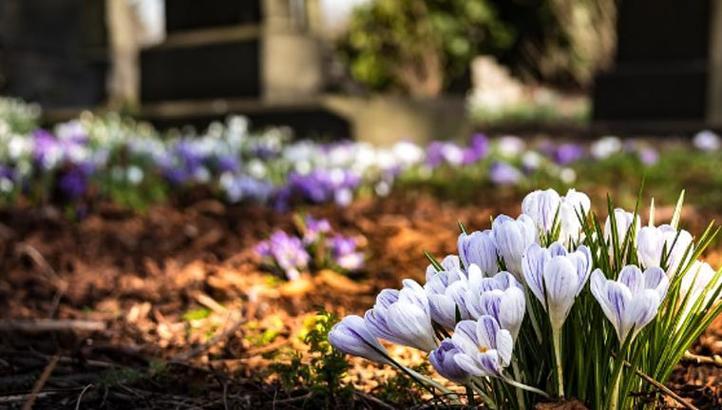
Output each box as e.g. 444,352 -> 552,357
425,141 -> 446,168
58,162 -> 94,199
554,143 -> 584,165
430,339 -> 470,382
462,134 -> 489,165
329,234 -> 364,270
303,216 -> 331,244
220,174 -> 273,203
638,147 -> 658,165
33,130 -> 62,169
489,161 -> 522,185
255,230 -> 310,280
216,155 -> 241,173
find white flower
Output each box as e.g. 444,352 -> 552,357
591,136 -> 622,159
590,265 -> 668,342
693,130 -> 720,151
522,189 -> 561,232
493,214 -> 537,279
458,230 -> 499,275
449,316 -> 514,378
329,315 -> 391,365
522,242 -> 592,330
365,280 -> 437,351
636,225 -> 693,275
679,261 -> 722,321
465,271 -> 526,340
604,208 -> 640,247
558,188 -> 591,243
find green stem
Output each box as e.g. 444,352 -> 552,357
552,328 -> 565,398
466,384 -> 476,408
609,366 -> 622,410
511,360 -> 526,409
500,375 -> 551,398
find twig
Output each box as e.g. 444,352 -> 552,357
623,360 -> 699,410
172,312 -> 245,361
0,319 -> 106,333
22,355 -> 59,410
682,351 -> 722,367
354,390 -> 396,409
0,392 -> 55,403
75,384 -> 93,410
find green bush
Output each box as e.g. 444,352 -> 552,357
340,0 -> 513,97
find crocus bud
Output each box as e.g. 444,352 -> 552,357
329,315 -> 391,365
458,230 -> 498,275
522,189 -> 561,233
493,214 -> 537,279
637,225 -> 693,275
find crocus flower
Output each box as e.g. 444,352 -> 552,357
678,260 -> 722,321
458,230 -> 498,275
492,214 -> 537,278
604,208 -> 640,246
303,216 -> 331,244
693,130 -> 720,151
522,189 -> 561,232
554,143 -> 584,165
425,255 -> 461,282
329,315 -> 391,365
489,161 -> 522,185
636,225 -> 693,275
429,339 -> 470,382
449,315 -> 513,378
329,234 -> 364,270
364,280 -> 437,351
464,271 -> 526,340
426,268 -> 475,330
522,242 -> 592,330
590,265 -> 668,342
255,231 -> 310,280
590,136 -> 622,159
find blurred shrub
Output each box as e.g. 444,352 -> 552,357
340,0 -> 616,93
339,0 -> 513,97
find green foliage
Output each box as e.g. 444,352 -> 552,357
341,0 -> 513,96
271,311 -> 352,408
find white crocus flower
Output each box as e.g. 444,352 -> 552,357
329,315 -> 391,365
493,214 -> 537,279
636,224 -> 693,276
522,242 -> 592,330
590,265 -> 668,342
364,280 -> 437,352
450,315 -> 514,378
679,261 -> 722,322
464,271 -> 526,341
604,208 -> 640,247
522,189 -> 561,233
457,230 -> 499,275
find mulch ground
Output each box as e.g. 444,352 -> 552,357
0,190 -> 720,409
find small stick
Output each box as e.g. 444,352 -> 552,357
354,390 -> 396,409
75,384 -> 93,410
22,355 -> 59,410
623,360 -> 698,410
682,351 -> 722,367
0,319 -> 106,333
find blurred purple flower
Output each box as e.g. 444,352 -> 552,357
461,133 -> 489,165
255,230 -> 310,280
58,162 -> 94,199
329,234 -> 364,270
638,147 -> 659,165
489,161 -> 522,185
554,143 -> 584,165
303,215 -> 331,244
216,155 -> 241,173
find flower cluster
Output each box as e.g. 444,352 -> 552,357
329,188 -> 722,408
255,215 -> 364,280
